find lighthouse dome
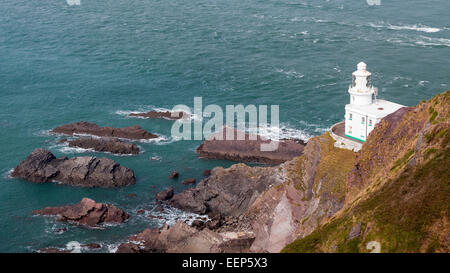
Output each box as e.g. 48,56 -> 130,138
357,62 -> 367,71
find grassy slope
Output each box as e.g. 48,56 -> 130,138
282,91 -> 450,253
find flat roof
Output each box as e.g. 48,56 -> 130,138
345,99 -> 405,118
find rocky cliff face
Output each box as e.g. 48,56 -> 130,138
160,91 -> 449,253
283,91 -> 449,253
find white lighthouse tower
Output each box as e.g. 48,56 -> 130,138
343,62 -> 404,142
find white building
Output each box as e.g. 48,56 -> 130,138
344,62 -> 404,142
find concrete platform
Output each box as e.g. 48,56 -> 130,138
330,121 -> 363,152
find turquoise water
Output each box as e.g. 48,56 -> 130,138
0,0 -> 449,252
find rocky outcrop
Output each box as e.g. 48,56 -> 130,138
129,111 -> 189,120
181,178 -> 196,185
169,163 -> 284,216
11,149 -> 135,187
197,127 -> 305,164
33,198 -> 129,227
63,137 -> 140,155
51,121 -> 157,140
167,132 -> 355,252
116,221 -> 255,253
155,187 -> 174,201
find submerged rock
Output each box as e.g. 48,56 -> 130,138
181,178 -> 196,185
64,137 -> 140,155
155,187 -> 174,201
32,198 -> 129,227
51,121 -> 157,140
129,111 -> 188,120
11,148 -> 135,187
197,127 -> 305,164
169,170 -> 179,179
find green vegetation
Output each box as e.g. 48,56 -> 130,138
390,149 -> 414,171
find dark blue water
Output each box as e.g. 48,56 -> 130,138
0,0 -> 449,252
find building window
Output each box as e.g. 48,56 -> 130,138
349,113 -> 352,120
369,119 -> 372,126
362,117 -> 365,124
349,126 -> 352,134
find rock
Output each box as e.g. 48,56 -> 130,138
38,247 -> 70,253
181,178 -> 196,185
55,227 -> 67,234
32,198 -> 129,227
191,219 -> 206,230
81,243 -> 101,249
116,243 -> 142,253
203,169 -> 211,176
169,164 -> 282,216
67,137 -> 140,155
155,187 -> 174,201
116,221 -> 254,253
51,121 -> 157,140
129,111 -> 189,120
348,223 -> 362,241
196,127 -> 305,164
169,170 -> 179,179
11,149 -> 135,187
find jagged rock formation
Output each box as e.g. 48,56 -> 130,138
63,137 -> 140,155
33,198 -> 129,227
11,149 -> 135,187
197,127 -> 305,164
129,111 -> 188,120
51,121 -> 157,140
169,163 -> 284,216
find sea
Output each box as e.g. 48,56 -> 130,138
0,0 -> 449,252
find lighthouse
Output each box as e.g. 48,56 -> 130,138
344,62 -> 404,142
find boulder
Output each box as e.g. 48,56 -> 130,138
155,187 -> 174,201
11,149 -> 135,187
65,137 -> 139,155
169,170 -> 179,179
181,178 -> 196,185
51,121 -> 157,140
32,198 -> 129,227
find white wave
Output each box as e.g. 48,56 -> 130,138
246,123 -> 316,142
138,134 -> 181,145
116,106 -> 195,120
276,68 -> 304,79
4,168 -> 14,179
133,204 -> 209,227
369,22 -> 441,33
415,36 -> 450,47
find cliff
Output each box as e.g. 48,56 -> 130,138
283,90 -> 449,253
122,91 -> 449,253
